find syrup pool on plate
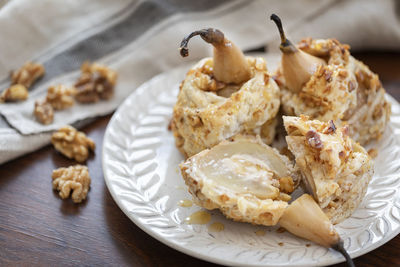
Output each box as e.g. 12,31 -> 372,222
185,210 -> 211,225
178,199 -> 193,207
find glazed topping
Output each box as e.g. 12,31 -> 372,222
189,140 -> 293,201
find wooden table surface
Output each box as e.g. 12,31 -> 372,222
1,52 -> 400,267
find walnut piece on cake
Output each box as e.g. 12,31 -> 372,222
51,125 -> 95,162
46,84 -> 77,110
52,165 -> 91,203
0,84 -> 29,102
34,100 -> 54,125
283,115 -> 373,224
11,61 -> 45,88
74,62 -> 117,103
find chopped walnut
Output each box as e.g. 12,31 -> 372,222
279,176 -> 294,194
34,100 -> 54,125
46,85 -> 77,110
52,165 -> 91,203
368,148 -> 378,159
52,125 -> 95,162
11,62 -> 45,88
0,84 -> 28,102
74,62 -> 117,103
306,130 -> 323,149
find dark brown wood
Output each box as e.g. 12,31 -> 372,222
1,51 -> 400,267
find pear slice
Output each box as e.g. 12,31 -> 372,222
279,194 -> 339,247
179,28 -> 251,84
180,136 -> 300,226
279,194 -> 355,267
270,14 -> 326,92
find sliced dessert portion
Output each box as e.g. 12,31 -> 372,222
271,14 -> 391,145
172,28 -> 280,158
283,115 -> 373,224
180,136 -> 299,226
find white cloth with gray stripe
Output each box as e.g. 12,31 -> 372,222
0,0 -> 399,164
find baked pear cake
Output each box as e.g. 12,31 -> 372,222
271,15 -> 391,145
171,28 -> 280,158
283,115 -> 373,224
180,136 -> 299,226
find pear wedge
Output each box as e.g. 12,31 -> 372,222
279,194 -> 354,267
270,14 -> 326,92
180,28 -> 251,84
279,194 -> 339,247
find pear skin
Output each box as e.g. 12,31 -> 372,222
180,28 -> 251,84
279,194 -> 340,248
281,50 -> 326,92
270,14 -> 326,92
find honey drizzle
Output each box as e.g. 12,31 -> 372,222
208,222 -> 225,232
255,230 -> 266,236
185,210 -> 211,225
178,199 -> 193,207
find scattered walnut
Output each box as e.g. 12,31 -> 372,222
368,148 -> 378,159
74,62 -> 117,103
11,62 -> 45,88
279,176 -> 294,194
52,165 -> 91,203
52,125 -> 95,162
0,84 -> 28,102
46,85 -> 77,110
34,100 -> 54,125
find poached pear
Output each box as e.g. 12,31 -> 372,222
270,14 -> 326,92
279,194 -> 354,267
180,28 -> 251,84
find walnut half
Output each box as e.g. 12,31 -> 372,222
34,100 -> 54,125
74,62 -> 117,103
11,61 -> 45,88
46,85 -> 77,110
52,165 -> 91,203
52,125 -> 95,162
0,84 -> 29,102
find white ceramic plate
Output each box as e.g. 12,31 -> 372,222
102,65 -> 400,266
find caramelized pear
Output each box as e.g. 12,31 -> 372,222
279,194 -> 354,267
180,28 -> 251,84
270,14 -> 326,92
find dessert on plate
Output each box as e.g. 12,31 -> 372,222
180,136 -> 300,226
271,14 -> 391,145
171,29 -> 280,158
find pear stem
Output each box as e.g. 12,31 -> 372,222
270,14 -> 297,53
332,240 -> 355,267
179,28 -> 225,57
